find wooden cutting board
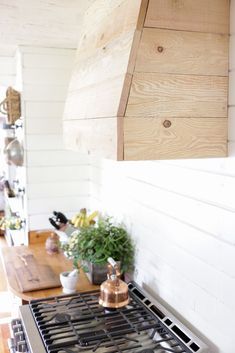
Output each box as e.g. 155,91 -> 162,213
3,247 -> 61,292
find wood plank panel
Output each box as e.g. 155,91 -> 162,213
69,31 -> 137,92
79,0 -> 144,54
63,118 -> 123,160
124,117 -> 227,160
64,0 -> 148,122
145,0 -> 229,34
135,28 -> 229,76
126,72 -> 228,118
64,74 -> 132,119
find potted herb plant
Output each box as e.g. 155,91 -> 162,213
61,217 -> 134,284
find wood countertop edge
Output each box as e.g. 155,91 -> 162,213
1,242 -> 99,302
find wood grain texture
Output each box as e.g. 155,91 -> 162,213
1,243 -> 99,303
63,118 -> 123,160
79,0 -> 143,54
29,230 -> 57,244
69,31 -> 135,92
64,0 -> 146,121
64,74 -> 130,119
124,117 -> 227,160
126,72 -> 228,118
145,0 -> 229,34
0,324 -> 10,353
135,28 -> 229,76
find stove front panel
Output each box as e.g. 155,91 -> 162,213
19,305 -> 47,353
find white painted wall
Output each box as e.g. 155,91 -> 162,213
0,51 -> 16,87
89,2 -> 235,352
0,47 -> 16,211
19,46 -> 90,230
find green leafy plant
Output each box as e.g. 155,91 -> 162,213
62,217 -> 134,273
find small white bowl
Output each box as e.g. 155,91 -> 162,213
60,271 -> 78,294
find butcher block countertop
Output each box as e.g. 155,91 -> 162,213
1,241 -> 99,303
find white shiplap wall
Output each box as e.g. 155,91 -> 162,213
0,47 -> 16,209
89,2 -> 235,352
19,46 -> 90,230
0,52 -> 16,87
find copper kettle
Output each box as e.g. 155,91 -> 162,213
99,257 -> 129,309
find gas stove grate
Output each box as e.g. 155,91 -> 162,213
29,284 -> 203,353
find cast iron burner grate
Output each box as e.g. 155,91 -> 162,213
29,282 -> 207,353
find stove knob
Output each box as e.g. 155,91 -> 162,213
17,340 -> 27,352
11,319 -> 21,327
15,331 -> 24,342
12,323 -> 22,333
7,338 -> 16,353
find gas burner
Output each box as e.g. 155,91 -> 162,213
104,307 -> 118,314
54,313 -> 71,323
21,283 -> 208,353
139,350 -> 154,353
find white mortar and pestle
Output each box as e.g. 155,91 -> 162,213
60,269 -> 79,294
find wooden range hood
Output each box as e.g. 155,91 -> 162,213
63,0 -> 229,161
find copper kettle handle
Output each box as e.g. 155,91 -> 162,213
107,257 -> 121,283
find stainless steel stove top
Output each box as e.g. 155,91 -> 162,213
18,282 -> 208,353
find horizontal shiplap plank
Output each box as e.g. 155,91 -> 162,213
64,74 -> 131,119
27,180 -> 89,199
0,74 -> 16,86
27,165 -> 90,184
28,195 -> 89,215
126,72 -> 228,118
28,200 -> 89,230
23,52 -> 75,69
90,164 -> 235,245
69,31 -> 135,92
22,68 -> 72,85
79,0 -> 143,54
145,0 -> 229,34
134,226 -> 234,316
125,177 -> 235,245
26,150 -> 89,167
91,159 -> 235,210
25,102 -> 65,118
124,117 -> 227,160
0,56 -> 15,74
25,134 -> 65,150
25,118 -> 62,135
63,118 -> 122,160
136,28 -> 228,76
20,46 -> 76,56
23,84 -> 68,101
130,163 -> 235,211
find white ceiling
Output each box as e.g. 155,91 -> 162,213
0,0 -> 93,52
